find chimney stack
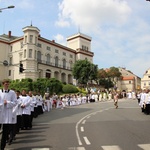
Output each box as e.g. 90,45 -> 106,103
8,31 -> 11,38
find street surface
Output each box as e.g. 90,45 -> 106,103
5,98 -> 150,150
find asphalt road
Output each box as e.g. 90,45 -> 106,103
5,98 -> 150,150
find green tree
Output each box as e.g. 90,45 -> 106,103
72,59 -> 98,87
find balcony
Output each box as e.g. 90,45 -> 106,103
37,59 -> 72,71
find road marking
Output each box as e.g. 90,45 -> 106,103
92,112 -> 97,115
81,126 -> 84,132
32,148 -> 50,150
83,136 -> 91,145
82,120 -> 86,124
86,116 -> 91,119
138,144 -> 150,150
68,147 -> 86,150
75,108 -> 112,146
101,145 -> 122,150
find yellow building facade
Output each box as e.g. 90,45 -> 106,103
0,25 -> 94,83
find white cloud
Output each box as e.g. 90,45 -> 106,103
55,19 -> 70,27
55,0 -> 150,77
57,0 -> 131,31
54,34 -> 66,46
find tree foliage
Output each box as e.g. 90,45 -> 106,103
62,84 -> 79,93
97,66 -> 121,89
72,59 -> 98,86
8,78 -> 63,96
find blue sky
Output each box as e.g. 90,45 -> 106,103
0,0 -> 150,78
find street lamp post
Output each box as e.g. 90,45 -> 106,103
0,5 -> 15,12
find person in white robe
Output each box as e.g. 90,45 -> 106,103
28,91 -> 36,128
0,79 -> 17,150
139,90 -> 146,112
15,90 -> 23,134
20,89 -> 31,130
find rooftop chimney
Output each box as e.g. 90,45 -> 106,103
8,31 -> 11,38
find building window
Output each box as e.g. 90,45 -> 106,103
63,52 -> 66,56
55,49 -> 59,53
20,42 -> 23,48
10,46 -> 13,52
63,59 -> 66,69
9,57 -> 12,65
37,43 -> 42,48
46,69 -> 51,79
8,70 -> 11,76
70,54 -> 73,58
82,45 -> 88,51
46,54 -> 50,64
29,49 -> 32,58
24,49 -> 26,58
47,46 -> 51,51
149,76 -> 150,78
129,81 -> 131,84
35,37 -> 37,45
55,56 -> 59,67
29,35 -> 33,43
35,50 -> 36,59
24,36 -> 27,43
144,83 -> 146,86
37,51 -> 42,62
70,61 -> 73,69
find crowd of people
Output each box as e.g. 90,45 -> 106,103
1,79 -> 149,149
138,89 -> 150,115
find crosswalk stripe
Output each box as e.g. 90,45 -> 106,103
138,144 -> 150,150
68,147 -> 86,150
101,145 -> 122,150
32,148 -> 50,150
83,136 -> 91,145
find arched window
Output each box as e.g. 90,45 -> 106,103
55,56 -> 59,67
46,54 -> 50,64
37,51 -> 41,62
63,59 -> 66,69
69,60 -> 73,70
46,69 -> 51,78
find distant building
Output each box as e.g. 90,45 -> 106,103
117,67 -> 141,92
141,68 -> 150,89
0,25 -> 94,83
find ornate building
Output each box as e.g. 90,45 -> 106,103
141,68 -> 150,89
0,25 -> 94,84
117,67 -> 141,91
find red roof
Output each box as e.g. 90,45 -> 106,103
122,76 -> 135,80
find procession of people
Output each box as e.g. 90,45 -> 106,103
1,79 -> 149,149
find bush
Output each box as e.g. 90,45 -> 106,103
62,84 -> 79,93
77,87 -> 88,95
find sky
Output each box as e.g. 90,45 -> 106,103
0,0 -> 150,78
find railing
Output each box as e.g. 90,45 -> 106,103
37,59 -> 72,71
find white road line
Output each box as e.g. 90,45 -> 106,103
81,126 -> 84,132
101,145 -> 122,150
32,148 -> 50,150
138,144 -> 150,150
68,147 -> 86,150
83,136 -> 91,145
75,108 -> 112,146
92,112 -> 97,115
82,120 -> 86,124
86,116 -> 91,119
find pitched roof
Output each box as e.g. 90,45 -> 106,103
122,76 -> 135,80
